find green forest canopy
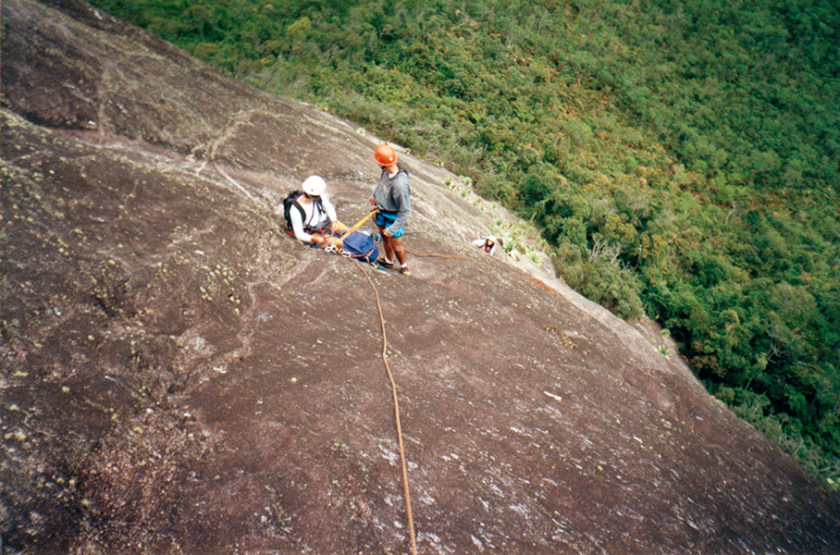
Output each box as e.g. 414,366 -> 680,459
88,0 -> 840,486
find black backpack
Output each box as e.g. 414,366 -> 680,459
282,190 -> 324,234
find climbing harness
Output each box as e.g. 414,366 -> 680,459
353,259 -> 418,555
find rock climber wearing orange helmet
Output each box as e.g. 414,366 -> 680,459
369,144 -> 412,275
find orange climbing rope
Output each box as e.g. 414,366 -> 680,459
353,259 -> 418,555
404,247 -> 472,260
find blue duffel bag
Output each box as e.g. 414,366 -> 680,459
341,231 -> 379,264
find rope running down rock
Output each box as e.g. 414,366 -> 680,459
353,259 -> 418,555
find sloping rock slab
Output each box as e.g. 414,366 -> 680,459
2,0 -> 839,554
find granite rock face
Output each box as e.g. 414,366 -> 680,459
2,0 -> 839,553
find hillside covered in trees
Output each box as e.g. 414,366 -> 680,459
87,0 -> 839,485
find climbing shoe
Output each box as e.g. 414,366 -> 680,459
378,257 -> 394,268
399,266 -> 411,276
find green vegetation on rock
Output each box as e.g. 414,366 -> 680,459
89,0 -> 839,485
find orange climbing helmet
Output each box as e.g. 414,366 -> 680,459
374,144 -> 397,167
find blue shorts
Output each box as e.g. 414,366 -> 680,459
375,211 -> 405,238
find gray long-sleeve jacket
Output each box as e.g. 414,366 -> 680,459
372,167 -> 411,233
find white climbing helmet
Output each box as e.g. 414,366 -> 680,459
302,175 -> 326,197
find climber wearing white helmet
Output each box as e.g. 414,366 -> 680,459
284,175 -> 347,247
